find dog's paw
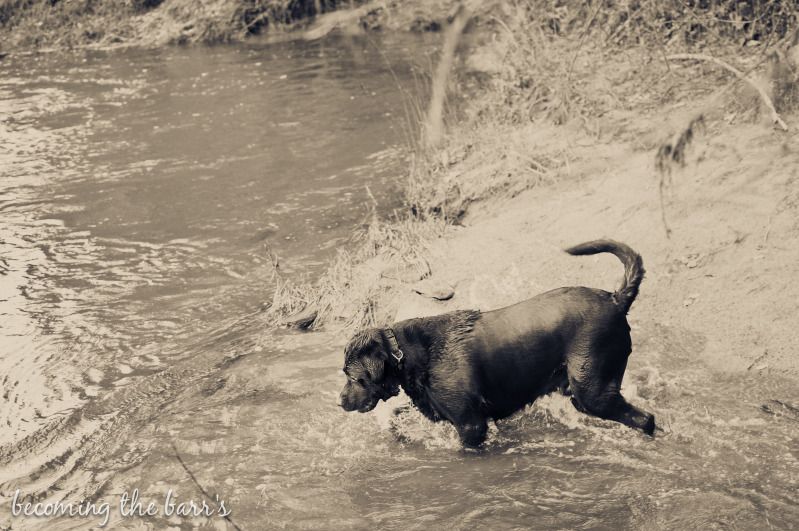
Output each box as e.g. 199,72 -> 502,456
642,413 -> 656,436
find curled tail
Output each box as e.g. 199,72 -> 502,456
565,239 -> 644,313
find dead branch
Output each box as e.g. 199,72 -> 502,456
654,113 -> 706,238
303,1 -> 386,41
666,53 -> 788,131
424,3 -> 471,149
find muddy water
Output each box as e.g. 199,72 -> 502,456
1,37 -> 798,531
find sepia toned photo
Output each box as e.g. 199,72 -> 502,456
1,0 -> 798,529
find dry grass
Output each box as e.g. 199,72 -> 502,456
769,29 -> 799,110
265,207 -> 448,331
656,113 -> 706,175
406,124 -> 561,222
0,0 -> 147,48
3,0 -> 799,50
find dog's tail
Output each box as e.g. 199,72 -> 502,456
564,239 -> 644,313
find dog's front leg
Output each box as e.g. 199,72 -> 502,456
423,388 -> 488,447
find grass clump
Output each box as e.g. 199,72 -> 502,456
266,211 -> 447,331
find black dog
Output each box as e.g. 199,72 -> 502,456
338,240 -> 655,447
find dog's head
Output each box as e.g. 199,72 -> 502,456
338,328 -> 400,413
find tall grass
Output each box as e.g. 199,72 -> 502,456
266,209 -> 448,331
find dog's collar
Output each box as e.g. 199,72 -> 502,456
384,327 -> 405,367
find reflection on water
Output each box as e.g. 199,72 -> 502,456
1,34 -> 798,531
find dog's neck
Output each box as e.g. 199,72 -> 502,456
383,319 -> 445,422
385,322 -> 432,386
383,327 -> 405,368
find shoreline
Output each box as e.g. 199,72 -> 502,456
299,112 -> 799,380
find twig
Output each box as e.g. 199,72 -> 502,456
658,173 -> 672,238
746,349 -> 769,371
302,1 -> 387,40
364,184 -> 378,210
763,214 -> 772,245
655,113 -> 705,238
666,53 -> 788,131
244,11 -> 271,32
171,441 -> 245,531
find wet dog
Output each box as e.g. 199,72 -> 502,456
337,240 -> 655,447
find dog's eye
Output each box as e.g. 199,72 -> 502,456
357,378 -> 366,386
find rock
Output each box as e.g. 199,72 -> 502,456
411,279 -> 455,301
281,308 -> 318,330
395,293 -> 450,322
83,385 -> 100,397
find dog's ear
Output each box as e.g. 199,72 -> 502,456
344,328 -> 391,382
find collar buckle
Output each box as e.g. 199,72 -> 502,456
390,349 -> 404,364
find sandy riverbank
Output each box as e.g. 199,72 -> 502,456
299,109 -> 799,379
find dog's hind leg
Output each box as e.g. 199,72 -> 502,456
571,389 -> 655,435
567,348 -> 655,435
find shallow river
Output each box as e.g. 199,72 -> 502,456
1,34 -> 798,531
